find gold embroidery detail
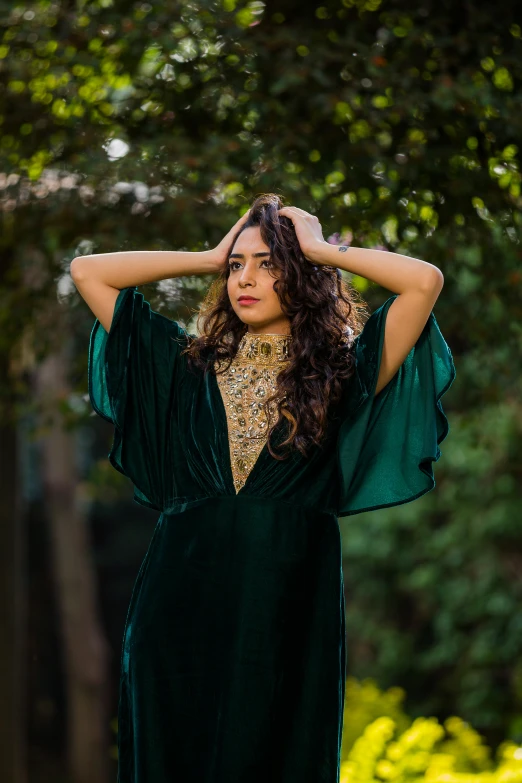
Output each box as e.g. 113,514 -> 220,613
214,332 -> 292,494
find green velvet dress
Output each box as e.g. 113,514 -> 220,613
88,286 -> 456,783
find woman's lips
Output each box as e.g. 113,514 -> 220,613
238,298 -> 260,305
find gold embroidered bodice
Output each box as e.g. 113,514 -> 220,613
213,332 -> 292,494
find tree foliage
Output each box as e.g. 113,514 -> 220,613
340,677 -> 522,783
1,0 -> 521,749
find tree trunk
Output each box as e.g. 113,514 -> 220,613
36,345 -> 111,783
0,363 -> 27,783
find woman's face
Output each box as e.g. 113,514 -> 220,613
227,226 -> 291,335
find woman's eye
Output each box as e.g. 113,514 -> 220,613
228,259 -> 272,270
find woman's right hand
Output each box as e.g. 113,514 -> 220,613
209,209 -> 252,271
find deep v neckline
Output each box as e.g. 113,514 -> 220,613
210,367 -> 270,496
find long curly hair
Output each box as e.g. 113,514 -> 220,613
182,193 -> 369,461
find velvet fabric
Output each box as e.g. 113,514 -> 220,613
88,286 -> 456,782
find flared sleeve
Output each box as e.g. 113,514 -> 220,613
88,286 -> 191,512
336,294 -> 456,517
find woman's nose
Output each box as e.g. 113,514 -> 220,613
239,271 -> 256,285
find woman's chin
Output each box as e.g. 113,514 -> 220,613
234,310 -> 262,326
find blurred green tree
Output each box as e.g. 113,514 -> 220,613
1,2 -> 521,777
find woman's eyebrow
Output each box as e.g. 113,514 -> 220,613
228,251 -> 271,259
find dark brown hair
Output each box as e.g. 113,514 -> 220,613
182,193 -> 369,461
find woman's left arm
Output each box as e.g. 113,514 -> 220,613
278,206 -> 444,396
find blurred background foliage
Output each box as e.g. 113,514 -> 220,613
1,0 -> 521,780
340,677 -> 522,783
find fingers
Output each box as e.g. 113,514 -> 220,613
278,206 -> 316,219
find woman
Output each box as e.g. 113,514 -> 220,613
71,193 -> 456,783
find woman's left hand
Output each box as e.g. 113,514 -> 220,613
277,206 -> 327,263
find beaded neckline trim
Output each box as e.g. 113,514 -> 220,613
235,331 -> 292,364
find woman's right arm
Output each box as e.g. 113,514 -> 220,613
70,209 -> 252,332
70,249 -> 220,333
